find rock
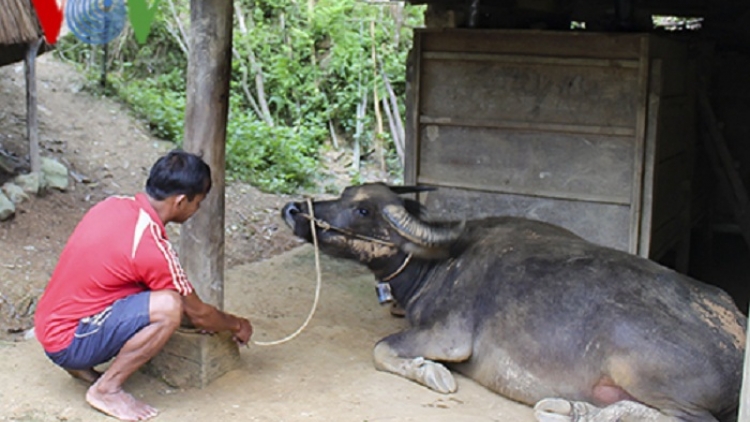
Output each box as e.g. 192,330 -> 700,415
24,327 -> 36,341
1,182 -> 29,204
41,157 -> 69,191
0,191 -> 15,221
14,172 -> 42,194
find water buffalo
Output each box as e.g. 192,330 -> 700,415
281,183 -> 746,422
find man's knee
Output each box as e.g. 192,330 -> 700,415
149,290 -> 183,327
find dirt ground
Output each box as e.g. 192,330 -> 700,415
0,57 -> 535,421
0,54 -> 303,337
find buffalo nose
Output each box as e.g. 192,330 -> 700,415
282,202 -> 301,225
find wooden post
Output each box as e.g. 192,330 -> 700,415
25,38 -> 44,176
143,0 -> 239,389
179,0 -> 234,309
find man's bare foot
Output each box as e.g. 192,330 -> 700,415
65,368 -> 102,384
86,383 -> 158,421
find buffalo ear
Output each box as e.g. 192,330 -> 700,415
387,185 -> 437,195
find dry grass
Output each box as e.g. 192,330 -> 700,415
0,0 -> 42,46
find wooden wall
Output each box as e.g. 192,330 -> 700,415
405,29 -> 698,267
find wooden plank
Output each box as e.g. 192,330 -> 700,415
648,36 -> 690,97
422,187 -> 632,252
628,37 -> 651,255
648,213 -> 688,265
419,116 -> 635,137
180,0 -> 234,308
653,96 -> 691,162
418,176 -> 631,205
658,56 -> 689,98
404,33 -> 422,186
418,29 -> 645,60
422,51 -> 640,69
699,91 -> 750,208
420,58 -> 640,128
698,89 -> 750,252
417,125 -> 634,203
651,154 -> 691,231
638,58 -> 661,257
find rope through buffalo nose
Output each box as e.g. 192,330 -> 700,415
295,207 -> 397,247
294,199 -> 413,283
252,197 -> 322,346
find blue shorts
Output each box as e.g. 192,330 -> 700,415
45,291 -> 151,370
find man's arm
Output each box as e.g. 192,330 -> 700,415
182,291 -> 253,345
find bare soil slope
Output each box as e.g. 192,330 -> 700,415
0,55 -> 300,337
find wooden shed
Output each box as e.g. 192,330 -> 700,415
405,28 -> 696,268
401,0 -> 750,277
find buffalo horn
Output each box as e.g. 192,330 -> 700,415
382,204 -> 464,246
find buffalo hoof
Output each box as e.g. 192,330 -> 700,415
534,399 -> 675,422
534,398 -> 599,422
408,357 -> 457,394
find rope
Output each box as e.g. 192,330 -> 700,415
298,213 -> 396,247
252,197 -> 322,346
296,211 -> 410,281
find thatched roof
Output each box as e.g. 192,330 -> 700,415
0,0 -> 43,46
0,0 -> 48,67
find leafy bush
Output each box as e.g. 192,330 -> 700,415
55,0 -> 424,193
113,72 -> 186,141
226,96 -> 325,193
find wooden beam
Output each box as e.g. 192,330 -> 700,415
418,116 -> 636,137
25,38 -> 43,175
416,176 -> 631,205
697,89 -> 750,252
699,85 -> 750,422
628,36 -> 650,256
180,0 -> 234,309
404,33 -> 422,187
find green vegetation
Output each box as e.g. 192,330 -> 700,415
55,0 -> 424,193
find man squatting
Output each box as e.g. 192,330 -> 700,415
34,150 -> 254,421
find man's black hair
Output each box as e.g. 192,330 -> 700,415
145,150 -> 212,201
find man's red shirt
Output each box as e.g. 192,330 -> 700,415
34,193 -> 194,353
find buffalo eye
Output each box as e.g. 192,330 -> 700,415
356,208 -> 370,217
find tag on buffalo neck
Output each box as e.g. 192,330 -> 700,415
376,282 -> 394,304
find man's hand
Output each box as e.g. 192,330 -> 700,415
232,317 -> 253,346
183,292 -> 253,344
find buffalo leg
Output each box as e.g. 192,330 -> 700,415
372,326 -> 473,394
534,398 -> 719,422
